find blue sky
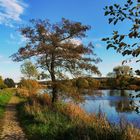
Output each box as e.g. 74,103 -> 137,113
0,0 -> 139,82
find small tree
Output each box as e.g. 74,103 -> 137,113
113,65 -> 133,78
4,78 -> 15,88
21,61 -> 38,79
12,18 -> 101,102
107,65 -> 132,89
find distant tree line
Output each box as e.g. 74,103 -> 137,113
0,76 -> 15,89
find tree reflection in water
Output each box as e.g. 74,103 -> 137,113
109,90 -> 134,113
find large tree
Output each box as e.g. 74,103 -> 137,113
11,18 -> 101,102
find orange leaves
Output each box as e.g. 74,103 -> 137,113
19,79 -> 41,97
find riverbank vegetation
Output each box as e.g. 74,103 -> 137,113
17,93 -> 140,140
6,0 -> 140,139
43,75 -> 140,91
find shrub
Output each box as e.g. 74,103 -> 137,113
16,88 -> 29,97
17,97 -> 140,140
76,78 -> 89,89
128,85 -> 139,90
18,79 -> 41,97
38,93 -> 52,106
87,78 -> 100,89
0,83 -> 7,89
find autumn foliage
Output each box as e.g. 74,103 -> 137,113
12,18 -> 101,102
17,79 -> 41,97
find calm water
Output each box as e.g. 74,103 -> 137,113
40,89 -> 140,128
80,90 -> 140,128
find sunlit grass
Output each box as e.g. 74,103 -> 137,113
0,89 -> 13,118
17,94 -> 140,140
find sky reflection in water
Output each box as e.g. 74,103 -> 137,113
80,90 -> 140,128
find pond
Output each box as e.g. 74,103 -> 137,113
80,90 -> 140,128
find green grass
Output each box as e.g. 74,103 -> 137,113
17,100 -> 130,140
17,103 -> 72,140
0,89 -> 13,118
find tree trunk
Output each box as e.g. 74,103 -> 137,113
50,53 -> 58,103
52,85 -> 58,103
51,75 -> 58,103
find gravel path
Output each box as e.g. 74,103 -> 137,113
0,96 -> 27,140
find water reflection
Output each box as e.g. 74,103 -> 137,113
81,90 -> 140,128
109,90 -> 134,113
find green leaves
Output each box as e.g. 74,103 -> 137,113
109,18 -> 113,24
122,50 -> 132,56
109,6 -> 113,11
114,4 -> 119,9
119,35 -> 125,42
104,11 -> 109,16
103,0 -> 140,58
102,38 -> 109,41
103,0 -> 140,113
114,19 -> 118,25
107,44 -> 117,50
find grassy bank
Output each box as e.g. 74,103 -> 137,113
17,94 -> 140,140
0,89 -> 13,118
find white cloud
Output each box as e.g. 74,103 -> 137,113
0,0 -> 27,26
61,38 -> 82,46
70,39 -> 82,45
18,34 -> 28,45
8,33 -> 28,45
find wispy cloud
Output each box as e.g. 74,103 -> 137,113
0,0 -> 27,26
8,33 -> 28,45
70,38 -> 82,45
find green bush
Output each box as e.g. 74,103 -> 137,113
0,83 -> 7,89
76,78 -> 89,89
4,78 -> 15,88
87,79 -> 100,89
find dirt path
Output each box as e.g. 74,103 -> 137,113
0,96 -> 27,140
